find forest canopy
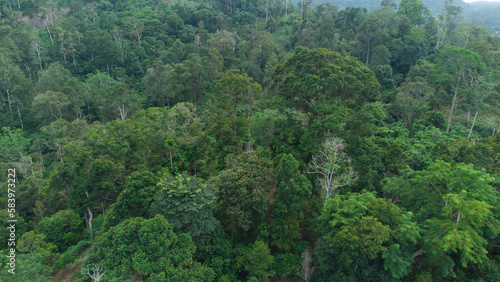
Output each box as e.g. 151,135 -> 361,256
0,0 -> 499,281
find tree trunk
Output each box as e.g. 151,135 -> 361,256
118,104 -> 127,120
468,110 -> 478,140
135,27 -> 142,47
301,0 -> 304,18
6,88 -> 12,113
45,23 -> 54,45
170,151 -> 173,169
365,37 -> 371,67
446,83 -> 460,133
34,41 -> 43,71
87,207 -> 93,237
265,0 -> 269,23
17,104 -> 23,129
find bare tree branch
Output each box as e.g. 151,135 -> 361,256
305,138 -> 357,204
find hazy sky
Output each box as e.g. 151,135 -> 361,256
463,0 -> 500,2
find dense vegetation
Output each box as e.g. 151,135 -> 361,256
0,0 -> 499,281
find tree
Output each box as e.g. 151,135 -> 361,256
203,48 -> 224,81
461,62 -> 500,139
306,137 -> 357,204
180,53 -> 207,109
81,264 -> 106,282
243,241 -> 274,282
32,91 -> 71,122
17,231 -> 49,257
394,27 -> 429,73
381,0 -> 397,10
392,82 -> 433,136
109,170 -> 158,226
167,53 -> 208,110
314,192 -> 420,281
384,161 -> 499,279
124,15 -> 144,47
211,152 -> 275,238
100,83 -> 141,121
357,8 -> 398,67
205,70 -> 261,154
61,78 -> 89,120
81,30 -> 119,73
398,0 -> 431,27
0,55 -> 26,116
273,47 -> 379,122
33,62 -> 71,94
0,127 -> 30,166
37,209 -> 85,252
298,247 -> 315,282
270,154 -> 311,251
65,151 -> 126,236
151,172 -> 219,240
436,0 -> 463,50
86,214 -> 214,280
429,46 -> 485,133
143,60 -> 172,107
369,44 -> 391,70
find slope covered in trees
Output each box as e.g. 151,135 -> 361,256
0,0 -> 499,281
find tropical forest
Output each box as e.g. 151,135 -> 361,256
0,0 -> 499,281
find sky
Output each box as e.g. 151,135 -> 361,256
463,0 -> 500,2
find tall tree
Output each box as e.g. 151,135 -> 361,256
273,47 -> 379,122
314,192 -> 420,281
143,60 -> 172,107
210,152 -> 275,239
306,137 -> 357,204
270,154 -> 312,251
357,7 -> 398,67
384,161 -> 499,280
151,172 -> 219,240
205,69 -> 261,152
86,215 -> 215,280
428,46 -> 485,133
32,91 -> 71,122
392,82 -> 433,136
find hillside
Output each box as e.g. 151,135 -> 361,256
0,0 -> 499,281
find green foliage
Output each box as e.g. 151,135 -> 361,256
242,241 -> 274,281
151,172 -> 219,239
109,170 -> 158,226
314,192 -> 419,281
391,81 -> 433,136
384,160 -> 500,279
53,239 -> 91,270
17,231 -> 56,257
274,47 -> 379,116
87,214 -> 215,281
37,209 -> 85,253
0,127 -> 29,163
205,69 -> 262,160
428,46 -> 486,133
0,251 -> 53,281
211,152 -> 275,239
271,154 -> 312,251
0,0 -> 499,280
